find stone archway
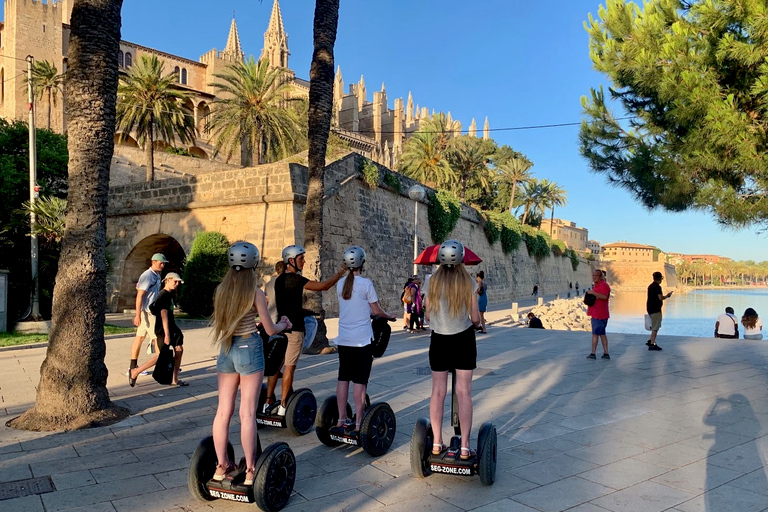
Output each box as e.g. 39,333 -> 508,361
116,234 -> 186,310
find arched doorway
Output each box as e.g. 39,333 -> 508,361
117,234 -> 186,310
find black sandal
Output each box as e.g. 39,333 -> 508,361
128,369 -> 137,387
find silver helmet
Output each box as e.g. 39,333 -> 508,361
229,241 -> 259,270
282,244 -> 306,264
342,246 -> 366,270
437,239 -> 465,266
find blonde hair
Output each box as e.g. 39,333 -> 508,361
341,269 -> 355,300
428,264 -> 473,318
211,267 -> 259,353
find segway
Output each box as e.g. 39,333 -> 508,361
255,327 -> 317,435
315,393 -> 396,457
410,370 -> 497,485
187,435 -> 295,510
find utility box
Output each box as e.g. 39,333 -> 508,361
0,269 -> 8,332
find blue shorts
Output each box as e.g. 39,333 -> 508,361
591,318 -> 608,336
216,332 -> 265,375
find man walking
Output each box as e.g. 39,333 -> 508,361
646,271 -> 672,351
128,253 -> 167,375
266,244 -> 346,416
585,269 -> 610,360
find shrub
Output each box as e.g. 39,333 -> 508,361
551,240 -> 567,256
178,231 -> 230,318
483,211 -> 503,245
500,213 -> 523,254
360,158 -> 380,189
427,189 -> 461,243
382,171 -> 402,194
523,225 -> 551,261
166,146 -> 195,157
568,249 -> 580,270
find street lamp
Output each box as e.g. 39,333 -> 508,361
408,184 -> 425,275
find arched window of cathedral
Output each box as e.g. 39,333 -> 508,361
174,66 -> 180,81
125,52 -> 132,67
118,51 -> 123,68
181,68 -> 187,85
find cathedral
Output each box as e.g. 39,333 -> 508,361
0,0 -> 489,168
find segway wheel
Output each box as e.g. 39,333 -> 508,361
286,388 -> 317,436
315,395 -> 353,447
187,436 -> 235,501
360,402 -> 396,457
477,422 -> 497,486
254,442 -> 296,512
410,418 -> 432,478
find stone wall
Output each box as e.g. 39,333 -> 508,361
602,261 -> 678,291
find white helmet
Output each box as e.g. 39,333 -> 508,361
438,239 -> 464,266
282,244 -> 306,264
342,246 -> 366,270
229,241 -> 259,270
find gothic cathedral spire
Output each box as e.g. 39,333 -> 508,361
262,0 -> 289,69
222,16 -> 245,62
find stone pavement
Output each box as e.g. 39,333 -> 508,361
2,315 -> 768,511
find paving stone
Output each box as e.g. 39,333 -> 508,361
651,459 -> 742,493
508,453 -> 598,486
41,474 -> 164,511
511,476 -> 614,511
591,481 -> 695,512
673,484 -> 768,512
30,450 -> 139,477
568,440 -> 647,466
727,468 -> 768,497
90,454 -> 189,483
51,470 -> 97,491
0,494 -> 45,512
293,464 -> 394,500
469,499 -> 540,512
580,458 -> 669,490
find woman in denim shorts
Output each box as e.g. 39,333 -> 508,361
209,242 -> 292,486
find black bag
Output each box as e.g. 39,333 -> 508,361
371,316 -> 392,358
258,324 -> 288,377
152,343 -> 175,385
583,293 -> 597,307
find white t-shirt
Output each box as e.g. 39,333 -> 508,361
336,275 -> 378,347
716,313 -> 738,336
744,318 -> 763,337
136,268 -> 162,312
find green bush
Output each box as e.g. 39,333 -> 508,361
567,248 -> 580,270
483,211 -> 503,245
523,225 -> 551,261
166,146 -> 195,157
178,231 -> 230,318
427,189 -> 461,243
382,171 -> 402,194
500,213 -> 523,254
551,240 -> 567,256
360,158 -> 379,189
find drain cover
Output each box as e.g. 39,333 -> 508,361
0,476 -> 55,501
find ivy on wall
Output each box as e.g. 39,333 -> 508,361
382,171 -> 402,194
523,225 -> 551,261
567,248 -> 580,270
360,158 -> 380,189
551,239 -> 567,256
427,189 -> 461,243
500,214 -> 523,254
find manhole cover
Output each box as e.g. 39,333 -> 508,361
0,476 -> 55,501
414,367 -> 496,376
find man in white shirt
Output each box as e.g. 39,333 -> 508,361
714,307 -> 739,339
129,253 -> 167,373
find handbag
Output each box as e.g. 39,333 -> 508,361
258,324 -> 289,377
583,293 -> 596,307
371,316 -> 392,358
152,343 -> 175,385
644,314 -> 653,331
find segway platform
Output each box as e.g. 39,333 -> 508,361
257,385 -> 317,436
316,395 -> 396,457
188,436 -> 296,511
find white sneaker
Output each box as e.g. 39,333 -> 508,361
276,405 -> 287,417
125,369 -> 151,376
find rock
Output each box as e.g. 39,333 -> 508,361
529,298 -> 591,331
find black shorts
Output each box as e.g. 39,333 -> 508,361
155,329 -> 184,347
429,326 -> 477,372
337,344 -> 374,385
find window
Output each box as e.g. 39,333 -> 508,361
181,68 -> 187,85
174,66 -> 180,81
125,52 -> 132,67
118,50 -> 123,67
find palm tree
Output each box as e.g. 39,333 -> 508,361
497,154 -> 533,213
519,178 -> 547,225
208,57 -> 302,166
399,112 -> 453,187
539,179 -> 568,238
10,0 -> 128,431
116,54 -> 196,181
304,0 -> 340,352
28,60 -> 65,131
445,135 -> 492,200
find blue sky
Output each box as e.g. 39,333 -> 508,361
12,0 -> 766,260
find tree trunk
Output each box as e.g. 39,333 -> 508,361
549,206 -> 555,237
145,114 -> 154,181
509,180 -> 518,213
47,89 -> 52,131
303,0 -> 339,353
8,0 -> 128,431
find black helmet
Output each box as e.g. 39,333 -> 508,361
229,241 -> 259,270
342,246 -> 366,270
438,239 -> 464,266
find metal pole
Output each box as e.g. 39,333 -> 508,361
412,201 -> 418,276
27,55 -> 40,320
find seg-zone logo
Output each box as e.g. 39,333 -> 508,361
257,418 -> 284,427
430,464 -> 472,475
209,490 -> 249,503
330,434 -> 358,446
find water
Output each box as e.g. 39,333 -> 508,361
608,288 -> 768,338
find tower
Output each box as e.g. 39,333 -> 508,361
220,16 -> 245,62
262,0 -> 289,69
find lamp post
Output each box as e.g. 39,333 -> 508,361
408,184 -> 425,275
27,55 -> 40,320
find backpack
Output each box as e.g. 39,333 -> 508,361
401,287 -> 412,305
